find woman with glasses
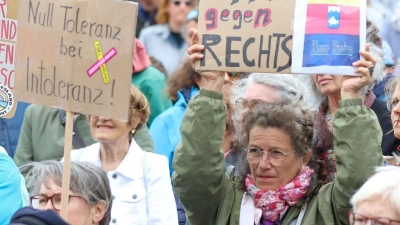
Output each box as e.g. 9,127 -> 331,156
139,0 -> 197,76
349,167 -> 400,225
25,160 -> 112,225
172,30 -> 382,225
385,77 -> 400,140
303,21 -> 399,183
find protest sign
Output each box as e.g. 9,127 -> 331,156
15,0 -> 137,121
194,0 -> 294,73
292,0 -> 366,75
0,0 -> 19,118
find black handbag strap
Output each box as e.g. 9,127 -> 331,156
59,109 -> 87,149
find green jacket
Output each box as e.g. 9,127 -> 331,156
14,105 -> 155,168
173,89 -> 382,225
132,66 -> 172,126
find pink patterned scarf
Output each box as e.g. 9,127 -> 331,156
245,166 -> 314,222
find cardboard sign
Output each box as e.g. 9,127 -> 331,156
15,0 -> 137,121
0,0 -> 18,118
194,0 -> 294,73
291,0 -> 366,75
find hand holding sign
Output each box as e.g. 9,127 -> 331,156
341,44 -> 376,99
188,28 -> 225,92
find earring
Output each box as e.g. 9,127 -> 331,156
131,129 -> 136,134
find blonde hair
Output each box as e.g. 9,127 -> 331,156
156,0 -> 171,24
156,0 -> 198,24
129,85 -> 150,127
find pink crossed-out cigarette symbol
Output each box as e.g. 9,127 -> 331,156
87,47 -> 117,77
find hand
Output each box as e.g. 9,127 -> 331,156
341,44 -> 375,99
187,28 -> 224,92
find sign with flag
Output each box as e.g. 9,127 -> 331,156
292,0 -> 366,75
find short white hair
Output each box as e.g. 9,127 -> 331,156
351,166 -> 400,214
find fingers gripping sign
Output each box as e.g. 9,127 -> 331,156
341,44 -> 376,99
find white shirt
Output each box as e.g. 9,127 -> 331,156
70,140 -> 178,225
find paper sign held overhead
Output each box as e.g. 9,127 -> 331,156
291,0 -> 366,75
194,0 -> 295,73
15,0 -> 137,121
0,0 -> 19,118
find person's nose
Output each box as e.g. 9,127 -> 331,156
258,152 -> 272,169
44,199 -> 55,211
393,101 -> 400,114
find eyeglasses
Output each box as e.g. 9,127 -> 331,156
386,98 -> 400,112
235,98 -> 264,112
247,147 -> 294,166
30,194 -> 83,210
349,211 -> 400,225
172,0 -> 192,6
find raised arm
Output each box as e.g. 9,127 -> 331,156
330,45 -> 382,224
172,29 -> 234,225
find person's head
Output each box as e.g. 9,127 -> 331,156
25,161 -> 112,225
90,85 -> 150,143
230,73 -> 309,142
305,22 -> 385,109
350,166 -> 400,225
184,8 -> 198,46
139,0 -> 161,13
156,0 -> 196,26
167,60 -> 203,101
385,77 -> 400,139
238,102 -> 318,192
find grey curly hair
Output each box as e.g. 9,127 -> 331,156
236,102 -> 324,198
230,73 -> 310,142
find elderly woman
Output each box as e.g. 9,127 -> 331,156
24,160 -> 112,225
385,76 -> 400,140
139,0 -> 196,76
172,31 -> 382,225
70,85 -> 178,224
349,167 -> 400,225
304,22 -> 399,182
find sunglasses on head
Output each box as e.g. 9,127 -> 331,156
172,0 -> 192,6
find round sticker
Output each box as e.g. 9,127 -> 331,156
0,84 -> 13,116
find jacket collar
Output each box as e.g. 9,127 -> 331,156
78,139 -> 143,180
175,86 -> 200,107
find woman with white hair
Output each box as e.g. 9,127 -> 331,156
349,167 -> 400,225
304,21 -> 399,183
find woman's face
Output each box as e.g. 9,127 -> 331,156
90,116 -> 135,143
38,178 -> 94,225
390,84 -> 400,139
355,197 -> 400,224
248,126 -> 307,191
168,0 -> 194,25
312,74 -> 342,96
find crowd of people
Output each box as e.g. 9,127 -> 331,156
2,0 -> 400,224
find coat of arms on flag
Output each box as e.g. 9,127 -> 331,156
291,0 -> 366,75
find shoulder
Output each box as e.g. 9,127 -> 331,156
70,142 -> 100,162
140,24 -> 168,37
142,66 -> 167,81
25,104 -> 58,118
143,152 -> 169,170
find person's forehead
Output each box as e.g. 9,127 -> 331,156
243,82 -> 276,103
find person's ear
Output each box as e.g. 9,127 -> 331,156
91,200 -> 107,224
